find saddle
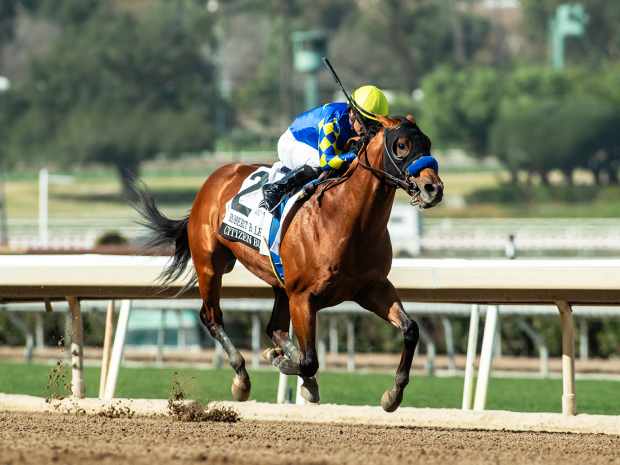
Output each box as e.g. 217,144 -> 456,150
219,163 -> 312,284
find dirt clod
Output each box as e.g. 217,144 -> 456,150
98,402 -> 136,419
45,359 -> 70,403
167,372 -> 239,423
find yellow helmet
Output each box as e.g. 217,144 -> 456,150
351,85 -> 389,121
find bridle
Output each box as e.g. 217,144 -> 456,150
318,58 -> 432,206
316,123 -> 425,206
358,134 -> 416,190
356,119 -> 429,205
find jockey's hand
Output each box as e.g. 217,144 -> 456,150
338,152 -> 357,164
345,136 -> 363,154
301,170 -> 330,199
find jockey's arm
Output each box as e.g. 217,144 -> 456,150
317,117 -> 356,172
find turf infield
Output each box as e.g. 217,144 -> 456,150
1,361 -> 618,415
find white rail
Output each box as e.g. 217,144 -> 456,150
7,212 -> 620,254
1,254 -> 620,416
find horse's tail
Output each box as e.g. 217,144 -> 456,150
128,181 -> 196,291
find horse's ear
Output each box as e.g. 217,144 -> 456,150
406,114 -> 416,124
376,115 -> 400,128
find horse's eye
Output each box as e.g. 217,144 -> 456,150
398,143 -> 406,149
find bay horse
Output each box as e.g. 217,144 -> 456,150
132,114 -> 443,412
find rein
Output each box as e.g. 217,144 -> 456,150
357,139 -> 414,193
315,129 -> 422,205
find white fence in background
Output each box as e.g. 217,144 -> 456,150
6,218 -> 142,250
6,207 -> 620,254
3,299 -> 617,381
422,217 -> 620,252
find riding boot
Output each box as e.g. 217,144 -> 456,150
259,165 -> 320,212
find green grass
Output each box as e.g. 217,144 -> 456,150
4,161 -> 620,220
1,361 -> 619,415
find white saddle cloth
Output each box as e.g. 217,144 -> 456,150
220,162 -> 302,257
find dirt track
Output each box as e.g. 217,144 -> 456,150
1,412 -> 619,465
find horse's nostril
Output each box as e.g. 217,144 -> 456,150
424,183 -> 435,193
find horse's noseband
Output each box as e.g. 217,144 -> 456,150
352,117 -> 435,201
381,118 -> 432,193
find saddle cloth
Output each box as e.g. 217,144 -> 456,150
219,162 -> 303,282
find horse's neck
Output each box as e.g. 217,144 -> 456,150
327,159 -> 395,236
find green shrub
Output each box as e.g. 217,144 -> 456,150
466,183 -> 601,205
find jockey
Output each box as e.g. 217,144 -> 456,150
259,85 -> 389,212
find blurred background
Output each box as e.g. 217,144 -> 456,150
0,0 -> 619,406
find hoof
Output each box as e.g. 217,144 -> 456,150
261,347 -> 283,363
380,388 -> 403,413
231,375 -> 251,402
274,356 -> 301,376
300,377 -> 320,404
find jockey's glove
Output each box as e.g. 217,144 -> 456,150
339,152 -> 357,163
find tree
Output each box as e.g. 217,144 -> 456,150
0,1 -> 18,42
491,93 -> 619,185
5,1 -> 224,194
420,66 -> 501,158
491,98 -> 569,185
223,0 -> 356,137
500,66 -> 576,107
330,1 -> 492,92
0,0 -> 48,42
224,0 -> 492,139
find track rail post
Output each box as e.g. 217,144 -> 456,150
99,300 -> 115,398
556,300 -> 576,416
441,317 -> 456,375
103,299 -> 132,401
329,317 -> 338,355
579,319 -> 589,361
517,319 -> 549,378
346,317 -> 355,372
462,304 -> 479,410
66,296 -> 85,398
35,312 -> 45,348
251,313 -> 261,369
418,323 -> 436,376
473,305 -> 498,411
157,309 -> 166,365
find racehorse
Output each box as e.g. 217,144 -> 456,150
132,114 -> 443,412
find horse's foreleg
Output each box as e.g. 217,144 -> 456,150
263,288 -> 302,373
198,270 -> 251,402
356,280 -> 419,412
262,289 -> 319,402
288,294 -> 320,403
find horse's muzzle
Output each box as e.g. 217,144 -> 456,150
418,180 -> 443,208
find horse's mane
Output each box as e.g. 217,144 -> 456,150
314,125 -> 385,204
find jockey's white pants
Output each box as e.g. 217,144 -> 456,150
277,129 -> 320,170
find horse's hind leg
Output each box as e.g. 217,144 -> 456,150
199,299 -> 250,401
196,250 -> 251,401
355,280 -> 418,412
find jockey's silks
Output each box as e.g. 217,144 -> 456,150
289,102 -> 356,171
